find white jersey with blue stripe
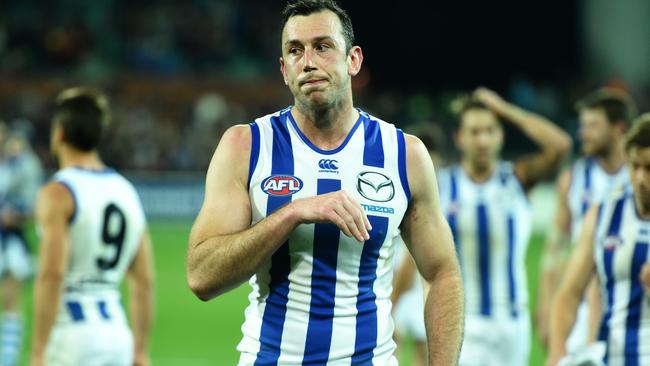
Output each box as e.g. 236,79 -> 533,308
238,108 -> 410,365
51,167 -> 146,319
437,162 -> 532,319
594,190 -> 650,365
568,157 -> 629,243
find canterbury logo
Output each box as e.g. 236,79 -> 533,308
318,159 -> 339,171
356,171 -> 395,202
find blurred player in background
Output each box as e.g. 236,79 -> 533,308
547,113 -> 650,366
186,0 -> 463,364
30,88 -> 154,366
392,122 -> 446,366
537,88 -> 637,353
436,87 -> 571,366
0,121 -> 42,366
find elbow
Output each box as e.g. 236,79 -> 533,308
187,273 -> 220,302
552,133 -> 573,159
558,136 -> 573,156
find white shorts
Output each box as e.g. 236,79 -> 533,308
46,295 -> 133,366
459,314 -> 531,366
0,230 -> 33,280
393,284 -> 426,341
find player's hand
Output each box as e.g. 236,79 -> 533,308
291,190 -> 372,242
29,353 -> 45,366
535,303 -> 550,349
473,87 -> 507,113
545,352 -> 564,366
640,263 -> 650,294
133,352 -> 150,366
0,208 -> 22,228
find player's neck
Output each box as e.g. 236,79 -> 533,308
291,98 -> 359,150
461,159 -> 496,183
58,145 -> 105,171
595,140 -> 626,174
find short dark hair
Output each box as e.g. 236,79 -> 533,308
54,87 -> 110,151
576,88 -> 637,125
451,96 -> 495,126
281,0 -> 355,52
625,113 -> 650,153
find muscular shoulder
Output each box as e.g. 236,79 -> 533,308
36,182 -> 74,223
205,124 -> 254,193
220,124 -> 252,152
404,133 -> 429,167
404,133 -> 437,200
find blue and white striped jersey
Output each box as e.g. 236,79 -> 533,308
437,162 -> 532,319
568,157 -> 629,243
594,190 -> 650,365
238,108 -> 411,365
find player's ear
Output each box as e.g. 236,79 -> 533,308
347,46 -> 363,77
279,57 -> 288,85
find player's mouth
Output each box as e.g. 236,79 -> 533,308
300,78 -> 327,87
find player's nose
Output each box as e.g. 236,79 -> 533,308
303,48 -> 316,71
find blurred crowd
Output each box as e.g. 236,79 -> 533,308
0,0 -> 282,80
1,1 -> 650,172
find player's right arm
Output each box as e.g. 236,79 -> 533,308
127,230 -> 155,366
536,167 -> 572,347
546,204 -> 600,366
30,182 -> 74,366
187,125 -> 371,301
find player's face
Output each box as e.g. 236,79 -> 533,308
457,109 -> 503,168
280,11 -> 361,111
579,108 -> 615,156
629,146 -> 650,211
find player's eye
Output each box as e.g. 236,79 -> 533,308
288,48 -> 302,55
316,43 -> 330,52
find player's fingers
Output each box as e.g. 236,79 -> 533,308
341,196 -> 370,241
333,203 -> 365,242
324,206 -> 355,239
346,193 -> 372,231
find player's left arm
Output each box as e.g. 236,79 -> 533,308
127,229 -> 155,366
30,182 -> 73,365
474,87 -> 572,190
546,204 -> 600,366
400,134 -> 464,366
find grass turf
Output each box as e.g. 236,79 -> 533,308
15,222 -> 548,365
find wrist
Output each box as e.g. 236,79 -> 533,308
281,200 -> 304,227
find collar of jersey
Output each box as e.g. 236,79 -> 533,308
285,107 -> 364,155
70,166 -> 115,174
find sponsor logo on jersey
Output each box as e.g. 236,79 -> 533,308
602,235 -> 623,251
361,203 -> 394,214
318,159 -> 339,174
357,171 -> 394,202
261,175 -> 303,196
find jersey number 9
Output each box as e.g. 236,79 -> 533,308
97,203 -> 127,270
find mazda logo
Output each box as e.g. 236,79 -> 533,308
356,171 -> 394,202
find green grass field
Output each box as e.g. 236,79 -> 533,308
14,222 -> 548,365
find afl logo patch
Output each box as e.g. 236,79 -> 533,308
261,175 -> 303,196
602,235 -> 623,251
